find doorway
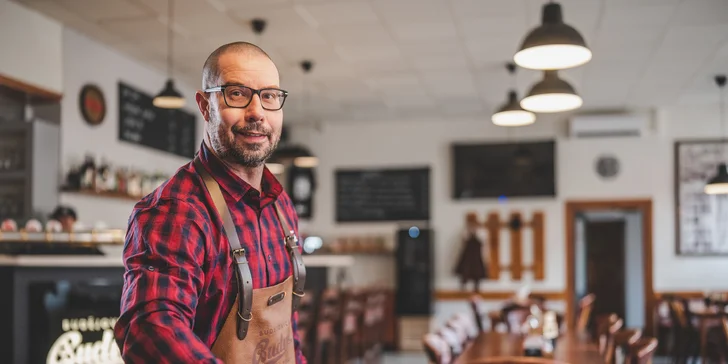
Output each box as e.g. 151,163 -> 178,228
565,200 -> 654,335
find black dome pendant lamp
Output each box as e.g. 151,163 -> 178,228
153,0 -> 185,109
705,74 -> 728,195
514,1 -> 592,70
492,63 -> 536,127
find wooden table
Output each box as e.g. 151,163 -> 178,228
454,332 -> 603,363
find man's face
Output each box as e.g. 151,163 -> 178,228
197,52 -> 283,167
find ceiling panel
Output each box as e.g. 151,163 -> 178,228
58,0 -> 151,21
12,0 -> 728,122
302,1 -> 380,26
319,23 -> 396,46
372,0 -> 451,24
389,21 -> 460,43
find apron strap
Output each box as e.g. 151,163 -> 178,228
193,156 -> 253,341
273,201 -> 307,311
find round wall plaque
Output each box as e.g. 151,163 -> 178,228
596,155 -> 620,179
79,84 -> 106,126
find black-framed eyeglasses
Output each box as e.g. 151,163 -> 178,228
204,84 -> 289,111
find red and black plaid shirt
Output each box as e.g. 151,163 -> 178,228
114,143 -> 306,363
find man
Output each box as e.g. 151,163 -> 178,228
114,42 -> 307,364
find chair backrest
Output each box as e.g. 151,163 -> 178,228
627,337 -> 658,364
439,327 -> 464,355
423,333 -> 452,364
611,329 -> 642,364
576,293 -> 596,333
469,295 -> 486,332
452,312 -> 479,340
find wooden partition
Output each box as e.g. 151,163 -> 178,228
480,210 -> 546,281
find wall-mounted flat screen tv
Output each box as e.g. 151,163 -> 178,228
452,140 -> 556,199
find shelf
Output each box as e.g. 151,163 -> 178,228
0,170 -> 26,180
60,188 -> 142,202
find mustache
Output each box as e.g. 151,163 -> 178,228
231,125 -> 271,136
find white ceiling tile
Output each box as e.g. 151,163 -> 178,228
302,2 -> 379,25
464,38 -> 519,67
452,0 -> 527,20
389,21 -> 459,43
98,17 -> 168,42
319,23 -> 396,46
422,71 -> 478,98
335,43 -> 402,62
459,16 -> 527,39
363,74 -> 422,89
673,0 -> 728,26
601,2 -> 677,30
59,0 -> 151,21
410,51 -> 471,72
373,0 -> 451,24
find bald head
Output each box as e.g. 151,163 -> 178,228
201,42 -> 274,90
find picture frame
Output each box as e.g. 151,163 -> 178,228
674,139 -> 728,256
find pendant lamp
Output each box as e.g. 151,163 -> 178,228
492,63 -> 536,127
153,0 -> 185,109
705,74 -> 728,195
520,70 -> 582,113
514,1 -> 592,70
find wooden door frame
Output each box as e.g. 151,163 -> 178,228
565,199 -> 654,335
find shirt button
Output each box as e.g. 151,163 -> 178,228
268,255 -> 272,261
147,266 -> 155,272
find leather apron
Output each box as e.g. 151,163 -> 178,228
194,157 -> 306,364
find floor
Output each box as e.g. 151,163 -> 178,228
382,352 -> 427,363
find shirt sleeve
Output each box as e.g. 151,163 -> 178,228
114,198 -> 223,364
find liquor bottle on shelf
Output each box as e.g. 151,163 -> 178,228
79,154 -> 96,190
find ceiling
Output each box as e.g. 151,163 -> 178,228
12,0 -> 728,124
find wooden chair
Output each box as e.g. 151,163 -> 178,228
338,289 -> 364,363
626,337 -> 658,364
596,315 -> 623,362
469,295 -> 487,332
611,329 -> 642,364
576,293 -> 596,334
422,333 -> 452,364
668,298 -> 700,363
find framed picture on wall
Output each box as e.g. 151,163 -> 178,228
674,139 -> 728,255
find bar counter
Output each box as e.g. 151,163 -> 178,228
0,233 -> 355,364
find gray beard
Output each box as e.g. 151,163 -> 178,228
208,120 -> 279,168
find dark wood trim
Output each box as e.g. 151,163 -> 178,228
564,199 -> 654,336
0,74 -> 62,103
654,291 -> 718,300
435,290 -> 566,301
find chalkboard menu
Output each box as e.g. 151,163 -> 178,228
335,167 -> 430,222
118,81 -> 197,158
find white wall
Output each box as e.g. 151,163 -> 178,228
59,28 -> 203,228
291,103 -> 728,321
0,0 -> 63,93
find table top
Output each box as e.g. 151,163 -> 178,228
454,332 -> 603,364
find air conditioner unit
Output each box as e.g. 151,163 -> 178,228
568,113 -> 651,138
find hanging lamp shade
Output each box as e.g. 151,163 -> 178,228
705,163 -> 728,194
520,70 -> 582,113
492,90 -> 536,127
514,2 -> 592,70
705,75 -> 727,194
153,79 -> 185,109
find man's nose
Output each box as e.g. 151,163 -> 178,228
245,94 -> 265,123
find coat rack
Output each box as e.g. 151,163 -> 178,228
467,211 -> 545,281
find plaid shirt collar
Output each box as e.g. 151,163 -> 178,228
197,142 -> 284,205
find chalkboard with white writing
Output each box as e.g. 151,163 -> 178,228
118,82 -> 197,159
335,167 -> 430,222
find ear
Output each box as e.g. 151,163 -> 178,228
195,91 -> 211,122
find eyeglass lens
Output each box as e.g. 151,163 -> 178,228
224,86 -> 285,110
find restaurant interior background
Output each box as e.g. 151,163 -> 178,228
1,0 -> 728,363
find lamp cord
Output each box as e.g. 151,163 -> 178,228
167,0 -> 174,79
